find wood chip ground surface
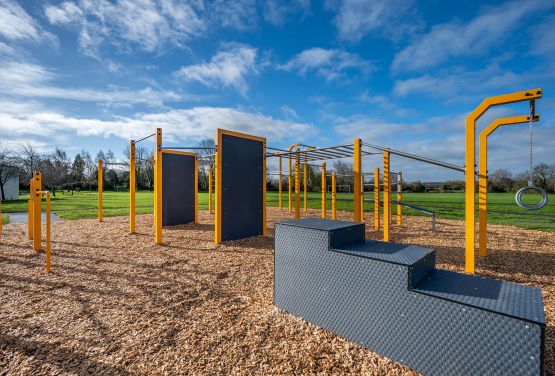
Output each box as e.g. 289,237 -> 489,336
1,208 -> 554,375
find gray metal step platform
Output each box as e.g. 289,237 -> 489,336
274,218 -> 545,376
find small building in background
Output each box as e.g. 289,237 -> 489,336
2,175 -> 19,201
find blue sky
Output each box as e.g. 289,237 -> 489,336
0,0 -> 554,181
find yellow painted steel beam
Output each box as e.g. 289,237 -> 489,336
321,162 -> 327,219
287,143 -> 300,213
41,191 -> 51,273
374,167 -> 380,231
262,139 -> 267,236
331,171 -> 336,220
304,153 -> 308,212
465,88 -> 541,274
215,143 -> 221,244
360,174 -> 364,221
194,157 -> 199,224
478,115 -> 536,257
278,156 -> 282,209
383,152 -> 390,242
154,128 -> 163,244
353,138 -> 362,222
28,177 -> 33,240
98,160 -> 103,222
295,148 -> 301,219
208,164 -> 213,213
397,172 -> 403,226
32,172 -> 42,252
130,141 -> 136,234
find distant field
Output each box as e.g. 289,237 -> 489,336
1,190 -> 553,231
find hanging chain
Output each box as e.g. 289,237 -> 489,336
528,100 -> 535,186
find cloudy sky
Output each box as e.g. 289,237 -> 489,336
1,0 -> 554,181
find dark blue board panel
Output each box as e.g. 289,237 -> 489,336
221,133 -> 263,241
162,152 -> 195,226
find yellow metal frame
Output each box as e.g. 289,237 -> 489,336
32,172 -> 42,252
478,115 -> 537,257
374,167 -> 380,231
278,156 -> 282,209
295,149 -> 301,219
215,128 -> 267,244
208,164 -> 213,213
194,157 -> 198,224
37,190 -> 52,273
304,152 -> 308,212
129,141 -> 136,233
287,143 -> 300,213
353,138 -> 362,222
383,152 -> 390,242
465,88 -> 541,274
331,171 -> 336,220
397,172 -> 403,226
0,199 -> 2,243
98,160 -> 103,222
154,128 -> 163,244
321,162 -> 327,219
28,177 -> 34,240
360,174 -> 364,221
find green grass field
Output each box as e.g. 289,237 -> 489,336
1,190 -> 553,231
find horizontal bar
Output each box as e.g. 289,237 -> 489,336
133,133 -> 156,144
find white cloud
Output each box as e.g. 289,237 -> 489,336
392,0 -> 555,72
0,0 -> 41,40
263,0 -> 310,26
279,47 -> 373,82
279,105 -> 299,120
209,0 -> 258,30
327,0 -> 422,43
175,43 -> 258,95
43,0 -> 206,56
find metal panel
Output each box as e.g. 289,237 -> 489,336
274,219 -> 545,376
221,133 -> 264,241
162,152 -> 195,226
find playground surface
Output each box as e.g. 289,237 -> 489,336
1,208 -> 553,375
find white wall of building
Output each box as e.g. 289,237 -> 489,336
2,176 -> 19,201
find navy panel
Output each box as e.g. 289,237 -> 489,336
221,134 -> 263,241
162,153 -> 195,226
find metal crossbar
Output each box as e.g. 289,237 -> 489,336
133,133 -> 156,144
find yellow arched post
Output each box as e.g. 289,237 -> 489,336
383,152 -> 390,242
353,138 -> 362,222
98,160 -> 103,222
154,128 -> 163,244
321,162 -> 327,219
278,156 -> 282,209
397,171 -> 403,226
304,153 -> 308,212
478,115 -> 537,257
331,171 -> 336,220
465,88 -> 541,274
129,141 -> 136,233
295,148 -> 301,219
374,167 -> 380,230
32,172 -> 42,252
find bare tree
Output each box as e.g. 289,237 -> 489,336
488,169 -> 513,192
0,146 -> 19,200
17,143 -> 40,183
196,138 -> 215,190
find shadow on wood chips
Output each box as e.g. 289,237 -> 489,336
1,207 -> 553,375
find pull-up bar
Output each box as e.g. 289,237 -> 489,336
133,133 -> 156,144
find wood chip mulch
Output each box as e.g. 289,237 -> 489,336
1,208 -> 553,375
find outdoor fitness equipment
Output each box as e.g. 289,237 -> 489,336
514,101 -> 549,211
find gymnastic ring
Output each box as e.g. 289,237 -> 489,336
515,186 -> 548,210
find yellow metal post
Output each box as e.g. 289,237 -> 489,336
295,149 -> 301,219
98,160 -> 103,222
130,141 -> 136,233
304,153 -> 308,212
215,146 -> 221,244
278,156 -> 282,209
374,168 -> 380,231
465,88 -> 541,274
262,140 -> 267,236
397,172 -> 403,226
154,128 -> 163,244
45,192 -> 51,273
208,164 -> 213,213
32,172 -> 42,252
360,174 -> 364,221
321,162 -> 327,219
478,115 -> 535,257
288,156 -> 292,213
353,138 -> 362,222
0,199 -> 2,243
194,157 -> 198,224
383,152 -> 390,242
28,177 -> 34,239
331,171 -> 336,220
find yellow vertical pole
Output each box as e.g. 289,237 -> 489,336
397,172 -> 403,226
278,156 -> 282,209
262,140 -> 267,236
388,175 -> 392,225
321,162 -> 327,219
0,199 -> 2,243
98,160 -> 103,222
215,144 -> 221,244
353,138 -> 362,222
130,141 -> 136,233
154,128 -> 163,244
288,156 -> 292,213
360,174 -> 364,221
208,164 -> 213,213
45,192 -> 51,273
331,171 -> 336,220
295,149 -> 301,219
32,172 -> 42,252
383,152 -> 390,242
374,168 -> 380,231
194,157 -> 198,224
304,153 -> 308,212
28,178 -> 34,239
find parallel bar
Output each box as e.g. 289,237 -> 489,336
295,149 -> 301,219
98,160 -> 103,222
130,141 -> 136,233
154,128 -> 163,244
32,172 -> 42,252
374,167 -> 380,231
397,171 -> 403,226
383,152 -> 390,242
278,156 -> 282,209
331,171 -> 336,220
45,192 -> 51,273
28,177 -> 33,240
321,162 -> 327,219
353,139 -> 362,222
